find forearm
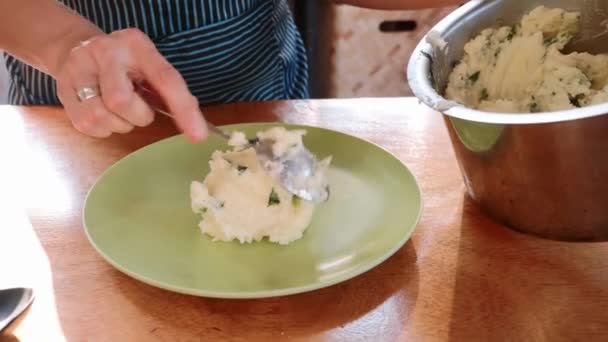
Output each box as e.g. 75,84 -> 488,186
333,0 -> 464,10
0,0 -> 103,77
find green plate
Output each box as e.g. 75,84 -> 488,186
83,123 -> 422,298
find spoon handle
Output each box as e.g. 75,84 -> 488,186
135,83 -> 230,142
563,30 -> 608,55
205,121 -> 232,141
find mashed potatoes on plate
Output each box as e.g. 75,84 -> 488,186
445,6 -> 608,113
190,127 -> 331,245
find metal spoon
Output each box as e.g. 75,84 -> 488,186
0,287 -> 34,334
135,85 -> 329,203
561,3 -> 608,55
563,30 -> 608,55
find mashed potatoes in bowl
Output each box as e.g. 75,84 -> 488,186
190,127 -> 331,245
445,6 -> 608,113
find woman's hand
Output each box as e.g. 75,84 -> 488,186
54,28 -> 207,142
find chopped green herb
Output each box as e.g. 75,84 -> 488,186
569,93 -> 585,108
483,37 -> 492,49
268,188 -> 280,206
506,26 -> 517,41
494,47 -> 501,58
544,37 -> 558,46
542,51 -> 548,60
468,71 -> 481,83
479,88 -> 489,101
220,201 -> 225,208
291,195 -> 301,208
530,102 -> 540,113
237,165 -> 248,174
198,207 -> 208,220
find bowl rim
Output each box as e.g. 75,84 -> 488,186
406,0 -> 608,125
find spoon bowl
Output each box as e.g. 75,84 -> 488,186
0,287 -> 34,334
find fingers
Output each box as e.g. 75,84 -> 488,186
56,44 -> 134,138
64,91 -> 133,138
144,60 -> 207,143
97,57 -> 155,128
55,28 -> 206,142
120,30 -> 207,142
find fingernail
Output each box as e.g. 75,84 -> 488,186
188,128 -> 203,142
189,114 -> 207,142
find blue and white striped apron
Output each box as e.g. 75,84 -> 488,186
3,0 -> 309,105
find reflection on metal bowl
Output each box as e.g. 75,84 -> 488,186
407,0 -> 608,241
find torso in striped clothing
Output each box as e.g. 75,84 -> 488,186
3,0 -> 309,105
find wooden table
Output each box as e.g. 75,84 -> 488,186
1,98 -> 607,342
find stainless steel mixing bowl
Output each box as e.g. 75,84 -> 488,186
407,0 -> 608,241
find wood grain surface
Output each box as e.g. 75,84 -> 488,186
1,98 -> 607,342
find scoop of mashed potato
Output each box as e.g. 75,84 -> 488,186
445,6 -> 608,113
190,127 -> 331,245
